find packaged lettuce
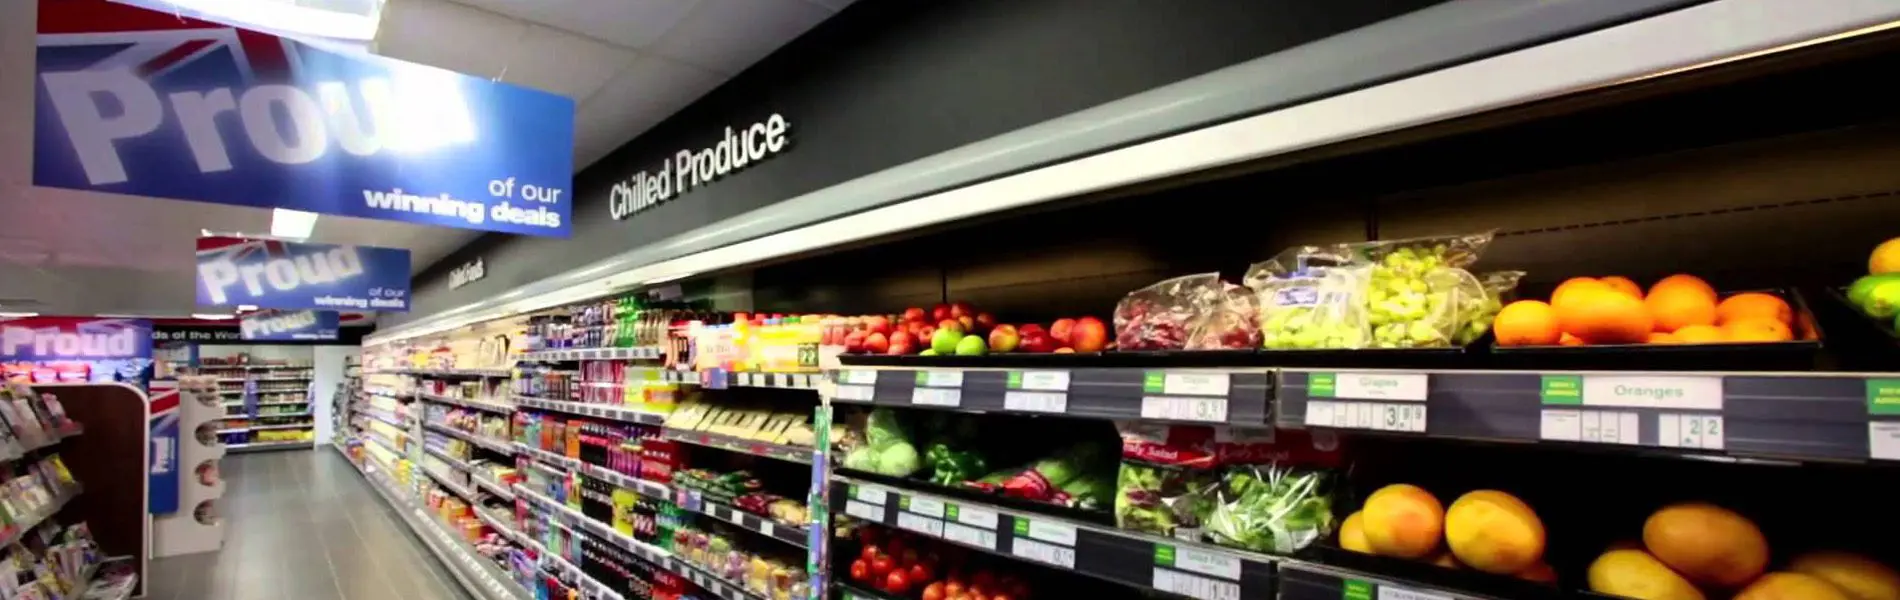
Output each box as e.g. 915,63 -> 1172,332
1245,246 -> 1371,350
1203,429 -> 1343,555
1114,422 -> 1220,540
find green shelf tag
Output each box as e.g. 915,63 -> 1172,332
1153,544 -> 1176,567
1541,375 -> 1583,405
1343,579 -> 1373,600
899,496 -> 910,510
915,371 -> 929,385
946,504 -> 960,520
1870,379 -> 1900,415
1142,371 -> 1166,394
1309,372 -> 1337,397
1012,517 -> 1030,536
1007,372 -> 1022,389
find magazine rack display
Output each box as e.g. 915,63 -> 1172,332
0,383 -> 138,599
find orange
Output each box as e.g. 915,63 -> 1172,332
1494,301 -> 1562,346
1556,288 -> 1653,345
1360,484 -> 1444,559
1559,333 -> 1586,346
1717,292 -> 1793,326
1723,317 -> 1794,343
1650,274 -> 1718,304
1674,324 -> 1727,344
1647,332 -> 1680,344
1552,277 -> 1610,308
1646,288 -> 1718,333
1600,276 -> 1644,299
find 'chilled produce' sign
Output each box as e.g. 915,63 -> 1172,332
240,310 -> 341,341
32,0 -> 575,237
196,237 -> 411,312
608,114 -> 792,220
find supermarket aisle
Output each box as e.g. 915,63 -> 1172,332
145,449 -> 474,600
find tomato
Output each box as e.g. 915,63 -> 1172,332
922,582 -> 947,600
861,544 -> 881,563
884,570 -> 913,595
907,562 -> 934,584
849,559 -> 870,582
944,581 -> 966,597
870,555 -> 897,578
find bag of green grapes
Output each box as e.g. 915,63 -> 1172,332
1243,246 -> 1373,350
1452,270 -> 1527,345
1334,231 -> 1498,348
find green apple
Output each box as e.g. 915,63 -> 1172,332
1850,274 -> 1900,307
1864,280 -> 1900,319
919,349 -> 939,356
955,334 -> 988,356
931,327 -> 963,355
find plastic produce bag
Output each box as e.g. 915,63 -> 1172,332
1202,429 -> 1343,555
1187,282 -> 1262,350
1114,422 -> 1220,539
1245,246 -> 1373,350
1453,270 -> 1526,345
838,408 -> 922,477
1116,273 -> 1226,351
1339,231 -> 1497,348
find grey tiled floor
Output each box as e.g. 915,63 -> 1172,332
145,447 -> 476,600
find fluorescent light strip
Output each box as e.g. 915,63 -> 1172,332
366,0 -> 1900,346
270,209 -> 319,239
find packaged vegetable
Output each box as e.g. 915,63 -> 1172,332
1246,247 -> 1373,350
839,408 -> 923,477
1202,429 -> 1343,554
1114,422 -> 1221,539
1337,231 -> 1496,348
1115,273 -> 1227,351
965,442 -> 1111,505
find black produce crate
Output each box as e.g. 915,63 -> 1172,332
1489,288 -> 1825,372
1820,286 -> 1900,370
833,468 -> 1117,528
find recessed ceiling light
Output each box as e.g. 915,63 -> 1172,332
270,208 -> 319,239
0,312 -> 40,318
191,313 -> 233,320
237,305 -> 258,311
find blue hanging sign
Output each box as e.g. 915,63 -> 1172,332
240,310 -> 341,341
0,317 -> 152,361
32,0 -> 574,237
196,237 -> 411,312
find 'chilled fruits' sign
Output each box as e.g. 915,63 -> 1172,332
196,237 -> 411,312
33,0 -> 574,237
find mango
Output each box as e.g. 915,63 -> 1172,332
1643,502 -> 1768,588
1588,549 -> 1706,600
1792,551 -> 1900,600
1737,572 -> 1853,600
1445,490 -> 1546,575
1338,511 -> 1372,553
1360,484 -> 1443,559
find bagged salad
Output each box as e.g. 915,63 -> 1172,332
1336,230 -> 1498,348
1245,246 -> 1373,350
838,408 -> 923,477
1115,424 -> 1343,554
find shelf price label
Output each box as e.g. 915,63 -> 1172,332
915,370 -> 965,388
943,522 -> 998,550
1658,414 -> 1725,450
1578,375 -> 1724,410
851,485 -> 889,505
912,387 -> 962,407
833,384 -> 875,402
840,370 -> 879,385
1013,516 -> 1077,546
1007,371 -> 1071,391
895,511 -> 944,537
1142,396 -> 1229,423
1309,372 -> 1428,401
1154,544 -> 1241,580
1151,568 -> 1241,600
947,504 -> 998,529
1304,401 -> 1425,433
1004,391 -> 1067,414
1011,538 -> 1076,569
901,495 -> 946,519
1540,410 -> 1640,445
1144,371 -> 1230,397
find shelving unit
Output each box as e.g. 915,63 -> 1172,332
0,383 -> 128,598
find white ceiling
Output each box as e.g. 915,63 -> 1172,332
374,0 -> 851,169
0,0 -> 846,317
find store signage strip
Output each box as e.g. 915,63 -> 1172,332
32,0 -> 574,237
609,114 -> 791,220
240,310 -> 341,341
0,317 -> 152,360
196,236 -> 411,312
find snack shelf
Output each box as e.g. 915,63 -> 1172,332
364,408 -> 410,429
573,461 -> 667,500
425,445 -> 478,474
226,440 -> 312,452
391,368 -> 515,378
672,487 -> 811,549
222,400 -> 308,407
832,475 -> 1270,600
519,346 -> 664,361
423,422 -> 516,455
0,484 -> 83,548
660,368 -> 823,391
529,537 -> 627,600
421,464 -> 479,504
513,443 -> 578,470
661,428 -> 813,464
515,482 -> 775,600
471,475 -> 516,501
419,392 -> 515,414
354,454 -> 532,600
365,431 -> 406,457
229,411 -> 314,419
216,423 -> 312,433
826,366 -> 1274,426
511,395 -> 666,425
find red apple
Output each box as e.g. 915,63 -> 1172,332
865,316 -> 892,336
918,325 -> 936,342
864,332 -> 890,354
1070,316 -> 1108,352
1018,323 -> 1047,338
957,315 -> 975,333
938,319 -> 965,335
1050,318 -> 1076,345
949,302 -> 975,320
988,325 -> 1020,353
974,312 -> 997,333
1019,331 -> 1055,353
902,307 -> 927,323
888,331 -> 915,355
931,304 -> 952,322
844,330 -> 868,353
